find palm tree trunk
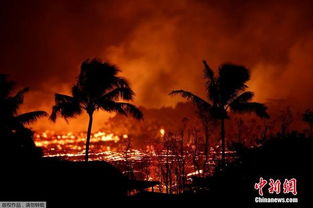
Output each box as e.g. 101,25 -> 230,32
85,113 -> 93,162
221,118 -> 225,167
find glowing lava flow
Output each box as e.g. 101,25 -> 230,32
34,130 -> 127,161
35,130 -> 120,146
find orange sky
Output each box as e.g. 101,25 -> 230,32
1,0 -> 313,131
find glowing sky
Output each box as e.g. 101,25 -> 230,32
1,0 -> 313,131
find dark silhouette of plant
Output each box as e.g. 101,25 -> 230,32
278,106 -> 293,135
170,61 -> 269,167
196,132 -> 311,207
0,74 -> 47,161
50,59 -> 143,162
303,109 -> 313,136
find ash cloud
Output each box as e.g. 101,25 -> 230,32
1,0 -> 313,131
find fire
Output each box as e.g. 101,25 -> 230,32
160,128 -> 165,137
34,130 -> 122,154
35,130 -> 120,145
93,131 -> 120,143
33,130 -> 149,163
33,129 -> 236,192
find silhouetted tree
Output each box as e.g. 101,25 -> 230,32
170,61 -> 269,167
303,109 -> 313,136
0,74 -> 47,161
50,59 -> 143,162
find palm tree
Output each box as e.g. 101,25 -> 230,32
0,74 -> 47,160
50,59 -> 143,162
0,74 -> 47,124
170,60 -> 269,167
0,74 -> 48,128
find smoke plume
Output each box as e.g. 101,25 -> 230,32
1,0 -> 313,131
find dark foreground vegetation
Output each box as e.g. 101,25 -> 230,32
130,133 -> 312,206
1,60 -> 312,207
1,133 -> 311,207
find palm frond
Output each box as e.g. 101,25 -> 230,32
169,90 -> 212,110
202,61 -> 219,104
71,85 -> 87,103
0,74 -> 15,99
203,60 -> 214,81
228,91 -> 254,107
98,100 -> 143,119
4,87 -> 29,115
230,102 -> 270,118
77,59 -> 124,97
50,93 -> 82,122
217,64 -> 250,105
103,87 -> 134,101
54,93 -> 76,103
112,76 -> 130,88
16,111 -> 48,125
118,102 -> 143,119
13,87 -> 29,105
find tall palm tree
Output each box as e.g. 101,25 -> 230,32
0,74 -> 48,160
50,59 -> 143,162
170,60 -> 269,167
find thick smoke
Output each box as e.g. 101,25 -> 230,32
1,0 -> 313,131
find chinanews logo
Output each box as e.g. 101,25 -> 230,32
254,177 -> 298,204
